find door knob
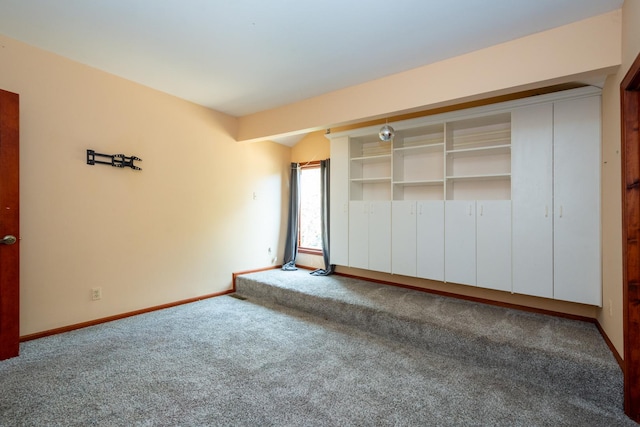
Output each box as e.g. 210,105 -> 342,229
1,235 -> 17,245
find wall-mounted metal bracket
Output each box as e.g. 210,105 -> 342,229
87,149 -> 141,170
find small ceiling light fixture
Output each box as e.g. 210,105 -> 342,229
378,123 -> 395,141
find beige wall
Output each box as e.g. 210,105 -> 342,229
290,131 -> 329,164
0,35 -> 291,335
598,0 -> 640,356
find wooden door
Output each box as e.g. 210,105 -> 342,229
553,95 -> 602,306
0,89 -> 19,360
511,103 -> 554,298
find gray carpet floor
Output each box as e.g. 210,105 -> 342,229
237,269 -> 625,409
0,276 -> 636,425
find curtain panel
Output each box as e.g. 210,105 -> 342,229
311,159 -> 335,276
282,162 -> 300,270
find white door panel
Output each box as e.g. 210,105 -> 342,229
553,96 -> 601,306
445,201 -> 476,286
392,201 -> 417,277
417,201 -> 445,281
511,104 -> 554,298
349,201 -> 369,270
369,201 -> 391,273
477,200 -> 511,292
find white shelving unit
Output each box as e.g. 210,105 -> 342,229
349,136 -> 392,201
329,86 -> 602,306
349,114 -> 512,202
393,125 -> 445,201
445,113 -> 511,201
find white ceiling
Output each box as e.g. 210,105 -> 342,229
0,0 -> 623,119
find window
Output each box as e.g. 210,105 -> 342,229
298,161 -> 322,254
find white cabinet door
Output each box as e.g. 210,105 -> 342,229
445,201 -> 476,286
348,201 -> 369,270
349,201 -> 391,273
477,200 -> 511,292
392,201 -> 417,277
553,96 -> 602,306
511,104 -> 554,298
417,201 -> 445,281
369,201 -> 392,273
330,136 -> 349,266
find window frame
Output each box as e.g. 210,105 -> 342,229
298,160 -> 323,255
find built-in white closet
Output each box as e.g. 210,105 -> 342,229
328,87 -> 602,306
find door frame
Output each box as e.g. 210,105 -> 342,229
621,52 -> 640,421
0,89 -> 19,360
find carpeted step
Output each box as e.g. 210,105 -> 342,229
235,269 -> 623,410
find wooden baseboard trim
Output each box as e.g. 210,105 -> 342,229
595,320 -> 624,371
232,264 -> 323,290
232,265 -> 281,289
334,271 -> 595,323
20,289 -> 233,342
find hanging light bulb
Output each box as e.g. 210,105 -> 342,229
379,124 -> 395,141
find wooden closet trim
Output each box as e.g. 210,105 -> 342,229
621,51 -> 640,421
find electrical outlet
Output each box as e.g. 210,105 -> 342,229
91,287 -> 102,301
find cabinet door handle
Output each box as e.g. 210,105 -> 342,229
545,205 -> 548,218
559,205 -> 563,218
480,205 -> 484,216
410,204 -> 414,215
468,204 -> 472,216
419,204 -> 423,215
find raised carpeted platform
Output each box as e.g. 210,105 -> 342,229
236,268 -> 623,410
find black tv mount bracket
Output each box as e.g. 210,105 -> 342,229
86,149 -> 142,171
